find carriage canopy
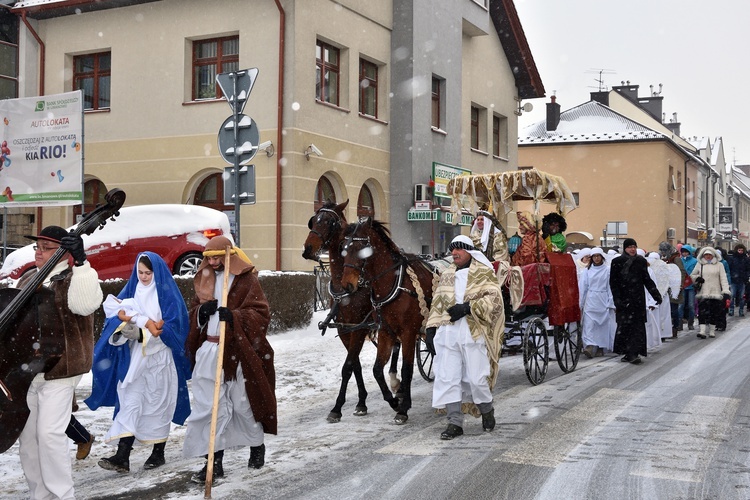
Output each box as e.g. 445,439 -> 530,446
446,168 -> 578,223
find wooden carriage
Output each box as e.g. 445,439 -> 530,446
415,169 -> 582,385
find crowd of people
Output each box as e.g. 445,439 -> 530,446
12,211 -> 750,496
10,226 -> 276,499
574,239 -> 749,363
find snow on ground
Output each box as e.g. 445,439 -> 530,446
0,310 -> 391,499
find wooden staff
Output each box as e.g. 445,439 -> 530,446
205,245 -> 232,498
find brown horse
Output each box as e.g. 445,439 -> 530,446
302,200 -> 401,423
340,218 -> 435,423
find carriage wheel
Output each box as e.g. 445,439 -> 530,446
416,337 -> 435,382
554,321 -> 582,373
523,317 -> 549,385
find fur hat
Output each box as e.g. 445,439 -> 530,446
658,241 -> 675,259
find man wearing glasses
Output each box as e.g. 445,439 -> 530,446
17,225 -> 102,500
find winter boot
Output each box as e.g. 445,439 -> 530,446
688,320 -> 695,331
144,442 -> 166,470
440,424 -> 464,440
192,451 -> 224,484
98,437 -> 134,473
583,345 -> 594,359
481,409 -> 496,432
697,324 -> 707,339
708,324 -> 716,338
248,444 -> 266,469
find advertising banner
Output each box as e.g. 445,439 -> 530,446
0,91 -> 83,206
432,161 -> 470,199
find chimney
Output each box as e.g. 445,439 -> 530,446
664,112 -> 681,136
546,95 -> 560,132
590,91 -> 609,106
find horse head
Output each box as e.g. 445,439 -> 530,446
302,199 -> 349,261
340,218 -> 375,293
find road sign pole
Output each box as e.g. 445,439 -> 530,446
232,73 -> 242,247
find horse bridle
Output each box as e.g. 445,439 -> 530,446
308,208 -> 343,254
342,221 -> 413,307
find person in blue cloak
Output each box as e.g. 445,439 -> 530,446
85,251 -> 191,473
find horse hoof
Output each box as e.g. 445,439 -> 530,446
327,413 -> 342,423
353,407 -> 368,416
393,414 -> 408,425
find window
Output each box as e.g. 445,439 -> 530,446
357,185 -> 374,218
431,76 -> 441,129
316,40 -> 340,105
470,104 -> 487,151
314,177 -> 336,212
195,173 -> 227,211
72,179 -> 108,222
192,36 -> 239,100
359,59 -> 378,118
0,10 -> 18,100
73,52 -> 110,110
677,171 -> 682,203
470,106 -> 479,149
493,114 -> 508,158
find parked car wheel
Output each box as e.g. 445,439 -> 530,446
174,252 -> 203,276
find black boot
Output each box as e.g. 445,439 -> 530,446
192,451 -> 224,484
440,424 -> 463,440
481,409 -> 496,432
248,444 -> 265,469
144,442 -> 166,470
99,436 -> 134,473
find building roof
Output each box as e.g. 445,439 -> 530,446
11,0 -> 158,19
489,0 -> 545,99
518,100 -> 665,145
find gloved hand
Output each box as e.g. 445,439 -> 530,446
447,302 -> 471,322
120,323 -> 141,341
60,232 -> 86,265
198,299 -> 218,324
723,293 -> 732,302
217,306 -> 233,327
694,276 -> 705,285
425,327 -> 437,356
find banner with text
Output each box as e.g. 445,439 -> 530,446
0,91 -> 83,206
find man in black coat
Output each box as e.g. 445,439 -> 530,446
728,243 -> 750,316
609,238 -> 662,364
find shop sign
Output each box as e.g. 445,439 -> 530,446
407,209 -> 438,221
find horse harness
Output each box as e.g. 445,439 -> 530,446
340,222 -> 432,339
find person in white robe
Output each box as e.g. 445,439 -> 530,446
643,250 -> 663,350
647,252 -> 673,342
425,235 -> 503,440
579,248 -> 615,357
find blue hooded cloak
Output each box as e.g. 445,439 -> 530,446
85,251 -> 191,425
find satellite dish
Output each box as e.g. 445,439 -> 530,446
522,102 -> 534,113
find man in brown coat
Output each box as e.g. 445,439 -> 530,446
183,236 -> 277,483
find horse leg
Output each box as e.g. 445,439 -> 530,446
388,342 -> 402,397
393,336 -> 416,425
373,337 -> 399,413
350,334 -> 369,416
328,333 -> 367,423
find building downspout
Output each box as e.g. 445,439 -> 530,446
682,158 -> 690,243
274,0 -> 285,271
17,10 -> 46,234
